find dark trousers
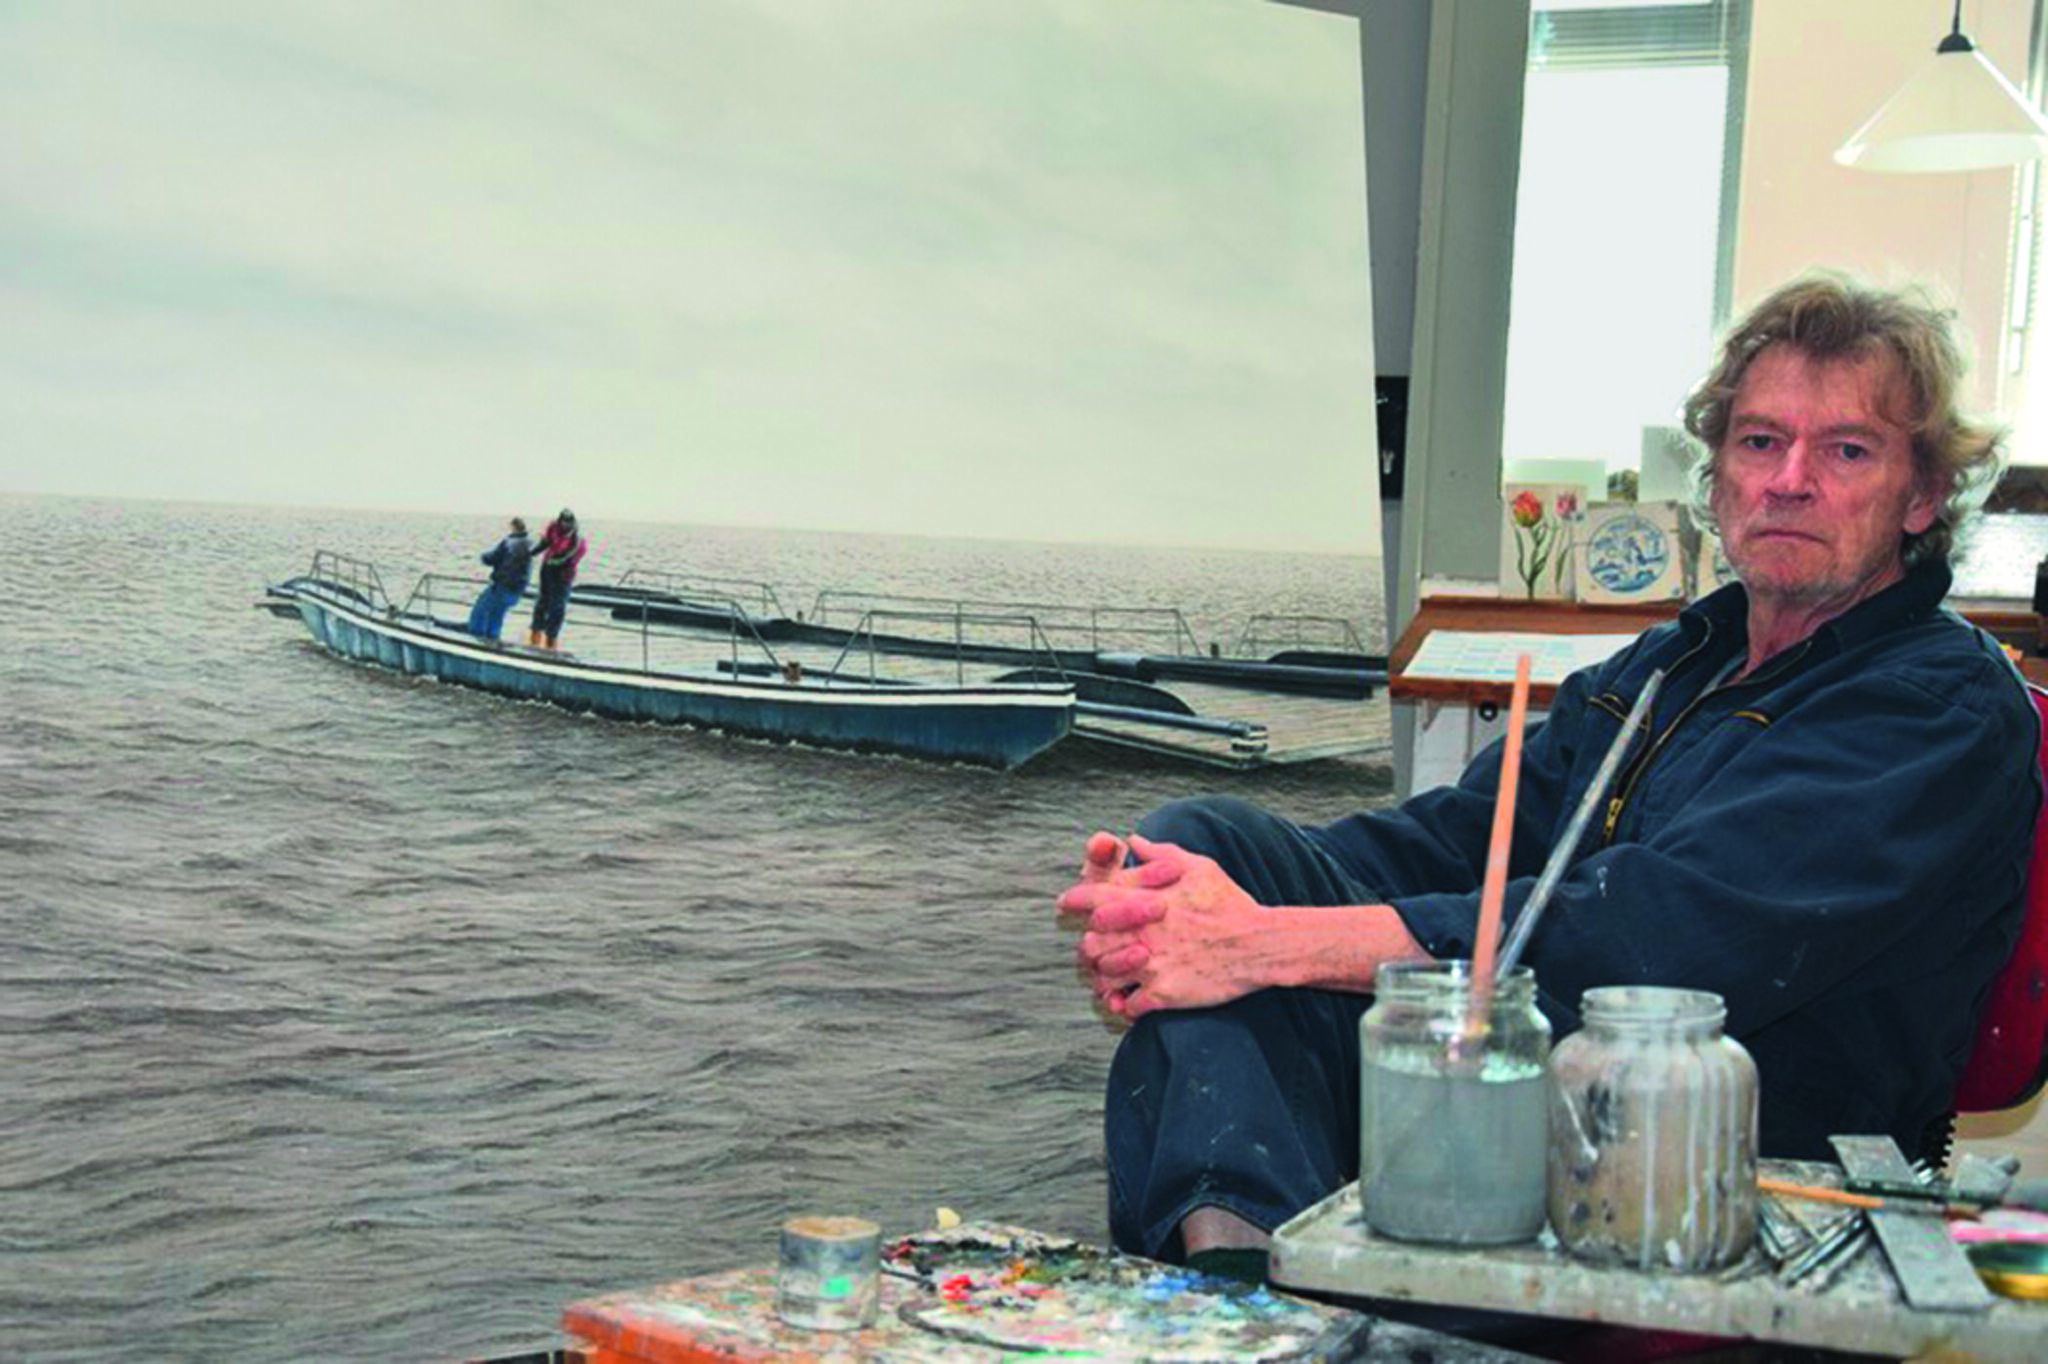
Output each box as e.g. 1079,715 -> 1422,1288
1102,797 -> 1598,1355
1104,796 -> 1381,1260
531,570 -> 571,640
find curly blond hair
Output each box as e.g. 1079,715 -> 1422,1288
1681,273 -> 2005,568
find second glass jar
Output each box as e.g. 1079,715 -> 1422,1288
1547,986 -> 1759,1272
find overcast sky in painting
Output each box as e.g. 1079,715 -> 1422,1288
0,0 -> 1380,552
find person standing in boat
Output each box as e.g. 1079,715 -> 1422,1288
528,509 -> 587,651
465,517 -> 533,643
1057,273 -> 2039,1285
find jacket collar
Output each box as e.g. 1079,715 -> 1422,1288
1682,558 -> 1954,665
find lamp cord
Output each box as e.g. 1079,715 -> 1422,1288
1940,0 -> 1975,54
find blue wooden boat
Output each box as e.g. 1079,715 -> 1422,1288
259,552 -> 1075,770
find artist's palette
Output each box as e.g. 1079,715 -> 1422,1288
884,1226 -> 1350,1362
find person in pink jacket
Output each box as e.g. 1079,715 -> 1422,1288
527,509 -> 586,650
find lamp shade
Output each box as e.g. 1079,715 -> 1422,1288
1836,44 -> 2048,172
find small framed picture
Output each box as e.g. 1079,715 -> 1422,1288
1575,501 -> 1684,604
1499,483 -> 1584,601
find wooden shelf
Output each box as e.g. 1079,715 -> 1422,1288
1390,595 -> 2044,708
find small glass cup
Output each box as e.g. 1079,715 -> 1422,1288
776,1215 -> 881,1330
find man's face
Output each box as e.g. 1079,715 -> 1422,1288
1711,343 -> 1940,616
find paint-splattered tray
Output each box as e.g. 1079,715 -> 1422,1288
884,1225 -> 1354,1360
1269,1177 -> 2046,1363
561,1224 -> 1537,1363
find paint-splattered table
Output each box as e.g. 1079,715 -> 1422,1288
1270,1178 -> 2047,1363
560,1226 -> 1548,1363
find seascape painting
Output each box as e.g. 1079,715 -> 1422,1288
0,3 -> 1390,1359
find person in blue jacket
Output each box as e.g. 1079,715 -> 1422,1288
465,517 -> 532,642
1058,273 -> 2042,1281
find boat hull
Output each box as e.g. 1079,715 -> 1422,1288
273,583 -> 1073,770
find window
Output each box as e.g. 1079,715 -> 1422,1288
2004,2 -> 2048,468
1501,1 -> 1748,495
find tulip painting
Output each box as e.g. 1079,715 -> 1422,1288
1550,491 -> 1580,593
1501,484 -> 1583,600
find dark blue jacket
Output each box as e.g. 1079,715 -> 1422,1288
482,532 -> 533,593
1322,561 -> 2040,1160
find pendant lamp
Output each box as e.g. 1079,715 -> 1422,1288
1835,0 -> 2048,172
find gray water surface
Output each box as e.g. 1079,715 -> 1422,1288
2,494 -> 1391,1361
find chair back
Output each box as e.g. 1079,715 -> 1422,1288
1953,684 -> 2048,1114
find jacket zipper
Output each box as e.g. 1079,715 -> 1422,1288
1598,627 -> 1813,845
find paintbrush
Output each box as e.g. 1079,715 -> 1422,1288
1493,669 -> 1664,982
1758,1176 -> 1981,1218
1464,654 -> 1533,1042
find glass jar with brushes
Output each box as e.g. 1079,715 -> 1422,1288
1547,985 -> 1759,1271
1358,960 -> 1552,1245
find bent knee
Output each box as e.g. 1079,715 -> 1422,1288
1136,795 -> 1272,856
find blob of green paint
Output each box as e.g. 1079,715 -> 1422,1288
822,1275 -> 853,1298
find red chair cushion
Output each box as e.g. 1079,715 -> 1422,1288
1952,685 -> 2048,1113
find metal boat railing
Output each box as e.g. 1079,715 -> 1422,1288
380,564 -> 1069,693
291,549 -> 1067,694
808,590 -> 1199,657
597,583 -> 791,677
396,573 -> 476,627
307,550 -> 395,615
824,608 -> 1072,687
287,554 -> 786,682
391,569 -> 797,680
616,568 -> 787,619
1233,614 -> 1370,658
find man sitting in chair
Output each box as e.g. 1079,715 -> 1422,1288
1058,273 -> 2042,1279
